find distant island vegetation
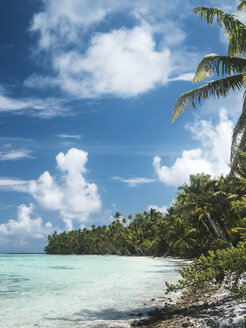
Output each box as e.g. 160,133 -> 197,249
45,161 -> 246,259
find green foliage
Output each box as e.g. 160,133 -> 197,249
166,242 -> 246,299
172,74 -> 244,123
238,1 -> 246,12
193,6 -> 246,57
193,54 -> 246,82
242,316 -> 246,327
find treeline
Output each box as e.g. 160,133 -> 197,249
45,152 -> 246,258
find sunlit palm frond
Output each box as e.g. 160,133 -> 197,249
232,98 -> 246,151
193,7 -> 243,30
173,74 -> 245,123
193,7 -> 246,57
231,97 -> 246,174
193,54 -> 246,82
237,0 -> 246,12
228,29 -> 246,57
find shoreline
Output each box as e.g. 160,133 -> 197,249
131,284 -> 246,328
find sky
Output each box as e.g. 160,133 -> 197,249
0,0 -> 244,252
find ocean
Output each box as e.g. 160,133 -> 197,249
0,254 -> 186,327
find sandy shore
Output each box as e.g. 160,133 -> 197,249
132,284 -> 246,328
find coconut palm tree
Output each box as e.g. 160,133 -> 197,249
173,3 -> 246,174
176,174 -> 233,247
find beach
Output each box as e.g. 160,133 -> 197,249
133,284 -> 246,328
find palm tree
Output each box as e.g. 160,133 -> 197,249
169,217 -> 197,255
173,2 -> 246,174
176,174 -> 233,247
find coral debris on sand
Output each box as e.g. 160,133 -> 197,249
133,285 -> 246,328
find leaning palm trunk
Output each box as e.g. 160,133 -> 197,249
200,217 -> 216,240
202,209 -> 232,247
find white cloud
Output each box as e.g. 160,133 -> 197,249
26,0 -> 203,98
0,204 -> 52,239
169,72 -> 195,82
112,176 -> 156,187
147,204 -> 167,214
0,178 -> 29,192
198,91 -> 244,121
29,148 -> 101,230
0,148 -> 101,230
0,149 -> 33,161
26,0 -> 240,99
30,0 -> 122,50
0,89 -> 68,118
29,171 -> 63,211
57,134 -> 81,139
37,26 -> 171,98
30,0 -> 192,50
153,108 -> 233,186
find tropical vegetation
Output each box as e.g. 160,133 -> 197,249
168,1 -> 246,300
45,151 -> 246,259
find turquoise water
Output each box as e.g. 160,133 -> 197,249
0,254 -> 185,327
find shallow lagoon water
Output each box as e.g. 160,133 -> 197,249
0,254 -> 186,327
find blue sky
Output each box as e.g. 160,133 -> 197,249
0,0 -> 244,252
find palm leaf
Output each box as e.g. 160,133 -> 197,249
228,29 -> 246,57
230,97 -> 246,174
232,227 -> 246,232
193,7 -> 246,57
237,0 -> 246,12
173,74 -> 245,122
194,54 -> 246,82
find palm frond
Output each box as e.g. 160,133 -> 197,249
193,54 -> 246,82
237,0 -> 246,12
173,74 -> 245,123
228,29 -> 246,57
193,7 -> 243,30
230,97 -> 246,174
193,7 -> 246,57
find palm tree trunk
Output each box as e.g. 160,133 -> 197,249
125,247 -> 131,256
130,241 -> 144,255
202,209 -> 232,247
200,217 -> 215,239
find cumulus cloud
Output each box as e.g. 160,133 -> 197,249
25,0 -> 240,99
153,108 -> 233,186
29,148 -> 101,230
0,204 -> 52,238
112,176 -> 156,187
0,148 -> 101,230
29,26 -> 171,98
26,0 -> 204,98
